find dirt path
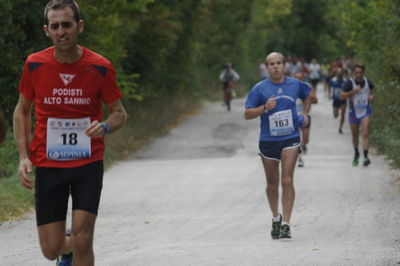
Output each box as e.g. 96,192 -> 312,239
1,88 -> 399,265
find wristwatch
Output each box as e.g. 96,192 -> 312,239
101,122 -> 111,135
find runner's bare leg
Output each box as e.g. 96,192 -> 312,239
261,157 -> 280,217
280,147 -> 298,222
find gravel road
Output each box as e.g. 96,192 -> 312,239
1,89 -> 399,266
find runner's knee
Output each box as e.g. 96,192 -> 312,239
281,176 -> 293,188
72,230 -> 93,254
40,240 -> 64,260
362,130 -> 369,139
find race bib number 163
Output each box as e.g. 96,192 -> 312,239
269,109 -> 294,136
46,117 -> 91,161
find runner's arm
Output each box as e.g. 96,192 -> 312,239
13,94 -> 34,189
368,80 -> 374,102
85,99 -> 127,138
244,105 -> 266,120
340,81 -> 360,100
245,96 -> 276,120
302,96 -> 312,116
340,89 -> 358,100
368,87 -> 374,102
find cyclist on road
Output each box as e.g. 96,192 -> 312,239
245,52 -> 311,239
219,63 -> 240,111
340,64 -> 374,166
13,1 -> 127,265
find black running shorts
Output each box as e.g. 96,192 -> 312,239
259,137 -> 301,161
34,160 -> 104,226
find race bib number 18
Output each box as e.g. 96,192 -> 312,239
46,117 -> 91,161
269,109 -> 294,136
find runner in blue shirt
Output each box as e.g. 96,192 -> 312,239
245,52 -> 311,239
329,67 -> 347,134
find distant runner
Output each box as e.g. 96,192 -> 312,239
307,58 -> 321,93
329,68 -> 347,134
340,64 -> 374,166
294,72 -> 317,167
245,52 -> 311,239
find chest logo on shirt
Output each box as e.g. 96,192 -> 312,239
277,88 -> 283,94
59,73 -> 76,86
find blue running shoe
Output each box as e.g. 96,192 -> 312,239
56,229 -> 72,266
56,253 -> 72,266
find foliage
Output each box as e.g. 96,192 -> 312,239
251,0 -> 343,62
0,0 -> 48,118
334,0 -> 400,166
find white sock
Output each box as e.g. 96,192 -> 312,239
281,221 -> 290,226
272,215 -> 281,222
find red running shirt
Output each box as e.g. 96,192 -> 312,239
18,46 -> 123,167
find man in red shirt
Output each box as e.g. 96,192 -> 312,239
13,1 -> 127,265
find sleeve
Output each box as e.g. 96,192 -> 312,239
18,61 -> 35,99
245,85 -> 262,109
367,79 -> 374,90
232,70 -> 240,81
342,80 -> 353,92
299,81 -> 311,100
219,70 -> 225,81
100,63 -> 123,104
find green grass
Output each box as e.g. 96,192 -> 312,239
371,123 -> 400,168
0,131 -> 35,223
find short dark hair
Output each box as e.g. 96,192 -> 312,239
353,63 -> 365,72
44,0 -> 80,25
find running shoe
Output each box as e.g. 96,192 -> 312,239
352,153 -> 360,166
297,157 -> 304,167
271,214 -> 282,239
56,229 -> 72,266
339,128 -> 343,134
363,157 -> 371,167
280,224 -> 292,238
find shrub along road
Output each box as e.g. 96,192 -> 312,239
0,89 -> 399,265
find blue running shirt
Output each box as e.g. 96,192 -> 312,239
329,77 -> 346,102
245,77 -> 311,142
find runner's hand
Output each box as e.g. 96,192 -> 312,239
353,86 -> 361,94
301,114 -> 309,128
265,95 -> 276,111
18,158 -> 34,190
85,120 -> 106,138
